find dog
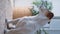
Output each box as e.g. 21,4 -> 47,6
5,5 -> 54,34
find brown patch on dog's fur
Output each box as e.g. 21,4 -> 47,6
45,11 -> 54,20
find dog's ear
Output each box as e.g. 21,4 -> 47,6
45,11 -> 54,20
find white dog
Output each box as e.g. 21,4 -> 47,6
5,6 -> 54,34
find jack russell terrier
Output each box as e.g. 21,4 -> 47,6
5,5 -> 54,34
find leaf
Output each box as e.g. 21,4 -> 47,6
32,0 -> 42,7
42,28 -> 48,34
36,29 -> 41,34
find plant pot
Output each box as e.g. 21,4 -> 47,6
13,7 -> 32,19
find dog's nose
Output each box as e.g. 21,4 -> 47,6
45,11 -> 54,20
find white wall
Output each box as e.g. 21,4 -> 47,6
0,0 -> 6,34
0,0 -> 13,34
52,0 -> 60,16
5,0 -> 13,20
15,0 -> 34,7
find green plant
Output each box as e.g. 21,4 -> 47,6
32,0 -> 42,7
29,6 -> 39,16
42,28 -> 48,34
36,29 -> 41,34
42,1 -> 52,11
31,0 -> 52,16
36,28 -> 48,34
32,9 -> 39,16
32,0 -> 52,11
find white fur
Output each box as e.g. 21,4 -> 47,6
6,6 -> 50,34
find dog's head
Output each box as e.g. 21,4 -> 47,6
39,6 -> 54,20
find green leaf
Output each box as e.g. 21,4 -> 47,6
36,29 -> 41,34
42,28 -> 48,34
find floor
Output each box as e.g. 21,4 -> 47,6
41,19 -> 60,34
